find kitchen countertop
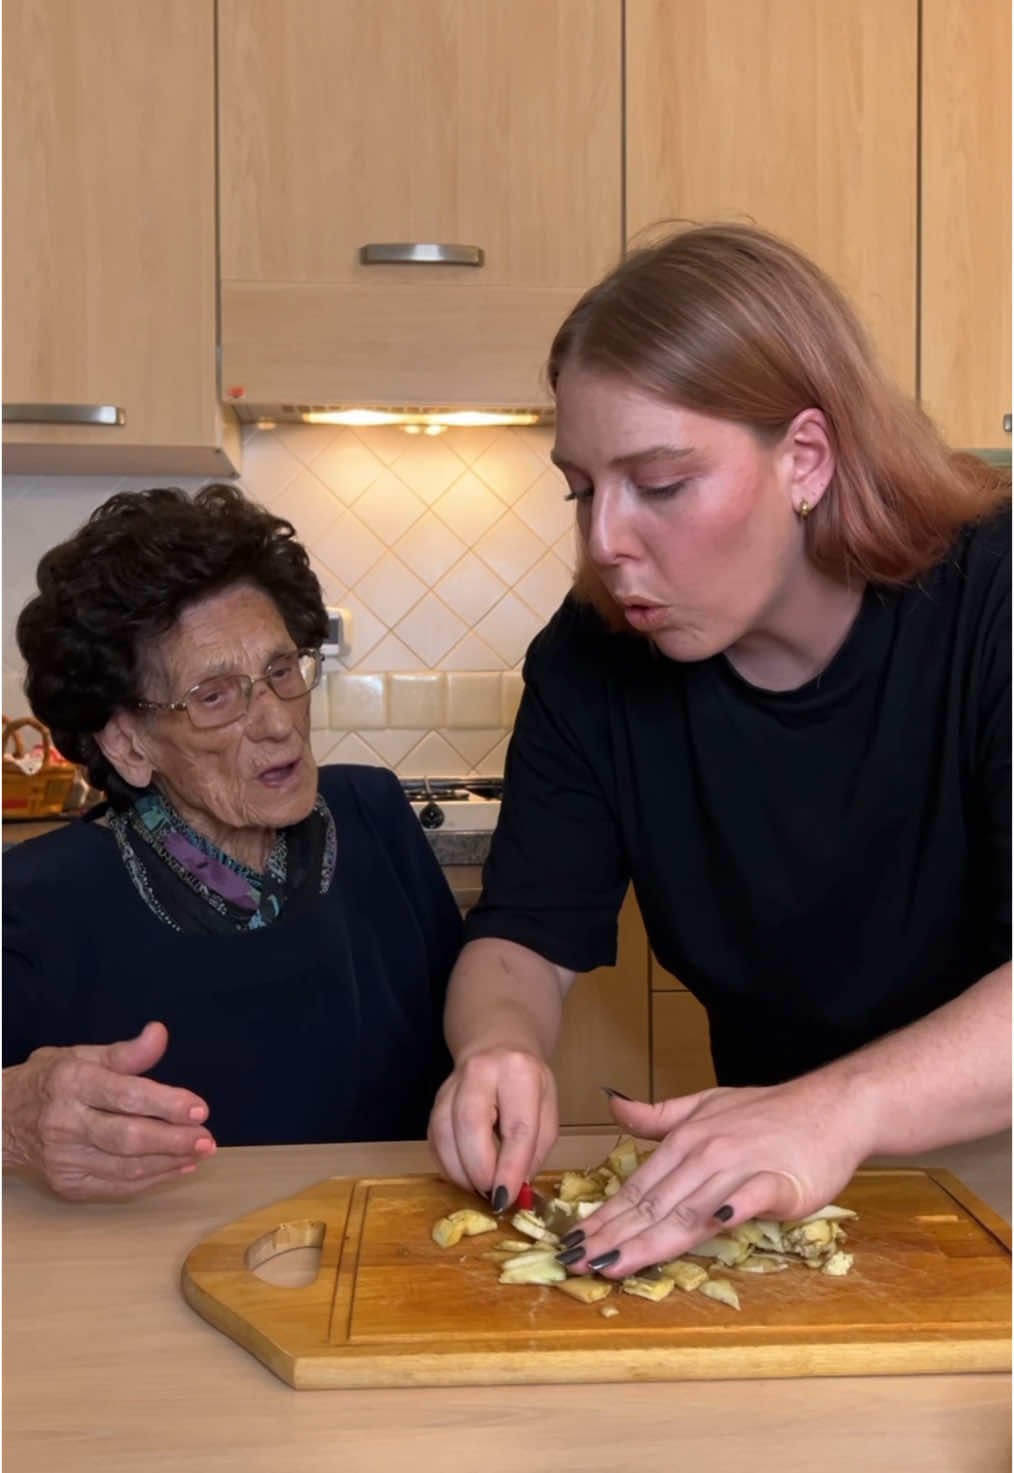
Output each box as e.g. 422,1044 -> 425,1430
4,1130 -> 1009,1473
2,818 -> 491,908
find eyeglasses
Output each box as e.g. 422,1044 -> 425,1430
136,648 -> 323,730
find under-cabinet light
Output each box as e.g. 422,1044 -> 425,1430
301,408 -> 543,428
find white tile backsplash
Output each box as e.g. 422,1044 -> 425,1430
2,423 -> 573,777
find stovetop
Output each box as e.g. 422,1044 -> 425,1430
399,776 -> 503,831
398,777 -> 503,802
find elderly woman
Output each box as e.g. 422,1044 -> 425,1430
3,484 -> 461,1198
428,225 -> 1011,1275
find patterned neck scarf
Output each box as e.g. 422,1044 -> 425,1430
109,788 -> 336,934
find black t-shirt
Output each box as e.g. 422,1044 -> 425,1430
3,765 -> 461,1144
465,511 -> 1011,1086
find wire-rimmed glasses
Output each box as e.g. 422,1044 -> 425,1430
135,648 -> 322,730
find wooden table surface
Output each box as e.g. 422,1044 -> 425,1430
4,1130 -> 1011,1473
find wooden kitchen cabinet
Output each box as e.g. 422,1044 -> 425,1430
625,0 -> 919,396
553,891 -> 716,1124
553,887 -> 651,1125
650,957 -> 717,1100
217,0 -> 622,413
2,0 -> 239,475
920,0 -> 1011,450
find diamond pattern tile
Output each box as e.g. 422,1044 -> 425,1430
352,470 -> 425,547
475,592 -> 545,667
387,437 -> 467,505
514,466 -> 576,545
435,552 -> 508,627
314,509 -> 385,587
553,526 -> 581,573
353,631 -> 426,672
310,431 -> 386,505
441,425 -> 506,465
433,471 -> 507,546
363,728 -> 429,767
323,732 -> 388,767
442,727 -> 504,767
440,633 -> 507,671
394,512 -> 468,585
476,734 -> 511,775
332,592 -> 386,667
398,730 -> 465,778
355,553 -> 427,627
275,421 -> 339,466
396,593 -> 468,667
274,467 -> 344,546
472,434 -> 548,505
514,551 -> 572,621
238,429 -> 302,505
474,511 -> 544,586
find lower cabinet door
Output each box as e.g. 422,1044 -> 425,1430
553,887 -> 651,1126
651,991 -> 717,1101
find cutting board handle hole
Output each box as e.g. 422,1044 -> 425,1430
245,1219 -> 325,1287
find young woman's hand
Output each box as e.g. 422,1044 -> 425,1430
427,1045 -> 559,1211
560,1075 -> 875,1278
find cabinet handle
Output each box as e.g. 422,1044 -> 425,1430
3,403 -> 126,426
1003,414 -> 1011,434
359,242 -> 484,267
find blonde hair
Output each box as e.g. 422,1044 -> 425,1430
548,225 -> 1009,620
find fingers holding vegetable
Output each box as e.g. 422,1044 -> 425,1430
427,1045 -> 559,1207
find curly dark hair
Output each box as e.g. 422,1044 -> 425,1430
16,483 -> 328,808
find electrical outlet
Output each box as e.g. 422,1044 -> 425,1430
322,606 -> 352,666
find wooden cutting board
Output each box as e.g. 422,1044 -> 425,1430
181,1165 -> 1011,1388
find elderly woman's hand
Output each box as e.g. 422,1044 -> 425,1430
428,1045 -> 560,1211
2,1021 -> 216,1200
561,1074 -> 876,1279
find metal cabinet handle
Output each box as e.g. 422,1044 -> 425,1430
3,403 -> 126,426
1003,414 -> 1011,434
359,242 -> 484,267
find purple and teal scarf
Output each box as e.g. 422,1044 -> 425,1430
109,788 -> 336,934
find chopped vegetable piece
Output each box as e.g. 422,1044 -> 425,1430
498,1250 -> 567,1285
699,1278 -> 741,1310
555,1276 -> 613,1304
622,1274 -> 676,1302
659,1259 -> 709,1292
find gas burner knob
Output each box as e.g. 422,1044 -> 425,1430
418,800 -> 445,829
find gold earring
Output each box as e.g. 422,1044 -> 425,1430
797,500 -> 811,520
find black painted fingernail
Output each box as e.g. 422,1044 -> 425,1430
714,1203 -> 734,1223
601,1086 -> 632,1100
558,1227 -> 585,1249
555,1244 -> 586,1266
490,1185 -> 509,1213
586,1249 -> 621,1272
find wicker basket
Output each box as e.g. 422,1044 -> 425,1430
2,715 -> 78,819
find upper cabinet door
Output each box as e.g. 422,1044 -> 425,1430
625,0 -> 918,397
2,0 -> 238,475
219,0 -> 623,410
921,0 -> 1011,451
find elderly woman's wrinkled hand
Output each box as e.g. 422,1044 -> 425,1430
428,1045 -> 559,1210
562,1075 -> 876,1279
3,1021 -> 216,1200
